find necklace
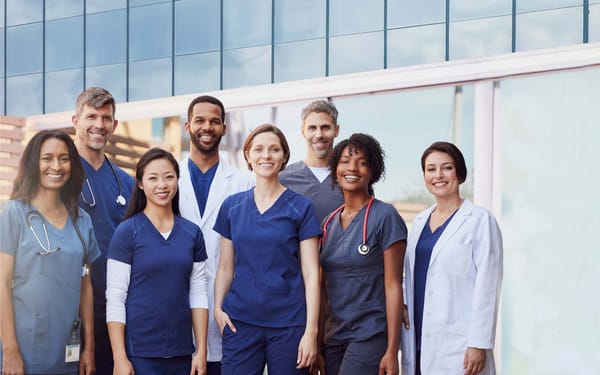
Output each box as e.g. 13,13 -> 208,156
38,206 -> 65,223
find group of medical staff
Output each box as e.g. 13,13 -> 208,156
0,90 -> 502,375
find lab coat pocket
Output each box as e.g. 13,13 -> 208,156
442,241 -> 472,275
444,332 -> 468,372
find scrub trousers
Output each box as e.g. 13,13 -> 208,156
130,355 -> 191,374
324,332 -> 387,375
221,320 -> 308,375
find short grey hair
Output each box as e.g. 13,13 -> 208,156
301,100 -> 338,124
75,87 -> 116,117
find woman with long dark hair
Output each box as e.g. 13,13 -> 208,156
0,130 -> 100,374
106,148 -> 208,374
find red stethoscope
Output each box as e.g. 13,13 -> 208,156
321,196 -> 375,256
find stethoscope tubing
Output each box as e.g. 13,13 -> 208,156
321,196 -> 375,255
80,155 -> 126,207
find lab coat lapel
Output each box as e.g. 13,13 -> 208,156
200,161 -> 232,226
409,205 -> 435,275
429,199 -> 473,266
179,159 -> 202,224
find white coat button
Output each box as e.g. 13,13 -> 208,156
425,333 -> 430,338
428,291 -> 434,296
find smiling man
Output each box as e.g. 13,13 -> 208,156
178,95 -> 254,375
279,100 -> 344,223
72,87 -> 135,375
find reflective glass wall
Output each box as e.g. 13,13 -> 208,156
1,0 -> 597,116
499,67 -> 600,374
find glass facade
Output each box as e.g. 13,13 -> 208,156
1,0 -> 596,116
500,67 -> 600,374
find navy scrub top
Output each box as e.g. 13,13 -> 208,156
213,188 -> 321,328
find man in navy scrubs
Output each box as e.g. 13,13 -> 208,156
72,87 -> 135,375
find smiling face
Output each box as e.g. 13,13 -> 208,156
245,131 -> 286,179
138,157 -> 179,210
185,102 -> 226,156
336,145 -> 372,195
301,112 -> 339,165
423,151 -> 460,199
72,103 -> 117,154
39,138 -> 72,192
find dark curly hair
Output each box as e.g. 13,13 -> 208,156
329,133 -> 385,196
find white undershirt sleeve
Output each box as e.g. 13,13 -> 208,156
106,258 -> 131,323
189,261 -> 208,309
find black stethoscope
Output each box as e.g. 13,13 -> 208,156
322,196 -> 375,256
26,209 -> 90,275
80,155 -> 126,207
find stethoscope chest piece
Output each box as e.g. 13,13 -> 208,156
116,195 -> 127,206
357,243 -> 370,255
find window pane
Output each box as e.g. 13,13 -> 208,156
45,69 -> 83,113
45,0 -> 82,20
86,64 -> 127,104
388,0 -> 445,28
274,0 -> 326,42
517,0 -> 583,12
6,0 -> 43,26
274,39 -> 325,82
329,32 -> 383,76
46,16 -> 83,72
86,0 -> 127,14
223,46 -> 271,89
6,23 -> 42,76
450,16 -> 511,60
175,0 -> 220,54
174,52 -> 220,95
590,5 -> 600,43
516,7 -> 583,51
500,68 -> 600,375
388,24 -> 445,68
0,28 -> 4,74
223,0 -> 271,49
330,0 -> 384,36
86,10 -> 127,66
129,3 -> 172,61
129,58 -> 171,101
6,73 -> 42,116
130,0 -> 170,6
450,0 -> 511,21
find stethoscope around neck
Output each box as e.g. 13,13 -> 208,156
25,209 -> 89,273
322,196 -> 375,256
80,155 -> 126,207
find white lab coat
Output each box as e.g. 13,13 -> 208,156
178,158 -> 254,362
401,199 -> 503,375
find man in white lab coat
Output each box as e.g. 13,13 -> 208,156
178,95 -> 254,375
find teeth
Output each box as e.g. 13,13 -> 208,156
47,174 -> 63,178
344,175 -> 359,181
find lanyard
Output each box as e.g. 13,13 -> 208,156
321,196 -> 375,255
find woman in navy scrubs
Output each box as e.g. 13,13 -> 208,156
401,142 -> 502,375
319,133 -> 407,375
106,148 -> 208,374
213,124 -> 321,375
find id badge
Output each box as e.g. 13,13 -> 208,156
65,344 -> 80,362
66,319 -> 81,362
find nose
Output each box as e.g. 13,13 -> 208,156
50,157 -> 61,169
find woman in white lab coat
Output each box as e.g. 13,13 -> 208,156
401,142 -> 503,375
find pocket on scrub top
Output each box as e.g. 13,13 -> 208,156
30,313 -> 49,366
442,242 -> 473,275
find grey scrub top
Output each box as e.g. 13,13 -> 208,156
0,200 -> 101,374
320,199 -> 407,344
